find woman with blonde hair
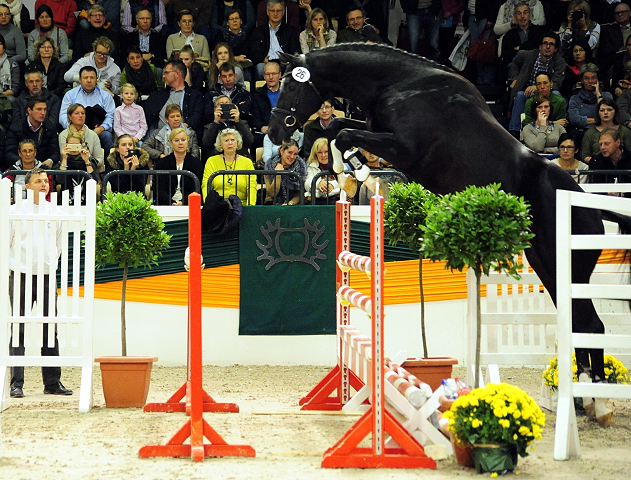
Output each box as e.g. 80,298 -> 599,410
202,128 -> 257,205
558,0 -> 600,54
58,103 -> 104,168
299,8 -> 336,53
209,42 -> 244,87
305,138 -> 340,204
154,127 -> 204,205
58,131 -> 100,204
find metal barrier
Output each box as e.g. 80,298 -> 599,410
576,169 -> 631,186
208,169 -> 304,205
101,170 -> 201,203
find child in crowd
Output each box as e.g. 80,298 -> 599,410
114,83 -> 148,145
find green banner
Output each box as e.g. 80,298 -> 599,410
239,206 -> 337,335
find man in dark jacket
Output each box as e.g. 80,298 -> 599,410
589,128 -> 631,196
120,8 -> 167,67
207,62 -> 252,122
4,97 -> 60,171
249,61 -> 281,150
249,1 -> 300,79
143,59 -> 205,137
72,5 -> 119,60
11,70 -> 61,127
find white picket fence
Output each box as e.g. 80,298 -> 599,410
555,189 -> 631,460
0,178 -> 96,413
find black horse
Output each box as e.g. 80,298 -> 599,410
268,43 -> 631,422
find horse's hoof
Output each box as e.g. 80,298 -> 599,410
595,399 -> 612,427
330,140 -> 345,174
578,372 -> 594,416
355,165 -> 371,182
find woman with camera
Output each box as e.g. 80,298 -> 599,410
58,132 -> 100,204
105,134 -> 150,193
558,0 -> 600,55
58,103 -> 104,169
154,127 -> 203,206
202,94 -> 253,159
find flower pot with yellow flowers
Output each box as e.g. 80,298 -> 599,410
443,382 -> 546,474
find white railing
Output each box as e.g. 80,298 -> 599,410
555,188 -> 631,460
0,179 -> 96,413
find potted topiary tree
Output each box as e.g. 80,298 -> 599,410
384,183 -> 457,390
94,191 -> 171,407
421,183 -> 534,389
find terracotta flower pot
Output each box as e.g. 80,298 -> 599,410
449,432 -> 475,467
401,357 -> 458,391
95,356 -> 158,408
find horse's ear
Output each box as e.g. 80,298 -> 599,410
278,52 -> 303,67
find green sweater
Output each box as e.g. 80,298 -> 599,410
523,93 -> 567,126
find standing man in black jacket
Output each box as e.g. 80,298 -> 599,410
249,1 -> 300,80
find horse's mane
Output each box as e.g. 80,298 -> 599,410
309,42 -> 455,75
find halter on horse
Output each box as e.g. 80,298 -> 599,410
268,43 -> 631,425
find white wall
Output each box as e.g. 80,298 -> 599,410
92,298 -> 468,366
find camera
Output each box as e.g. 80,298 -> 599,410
127,149 -> 140,158
67,143 -> 82,154
571,9 -> 585,21
220,103 -> 235,121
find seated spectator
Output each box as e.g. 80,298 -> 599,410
522,95 -> 567,154
5,96 -> 59,169
65,36 -> 121,96
581,98 -> 631,162
143,59 -> 205,137
60,65 -> 116,155
589,128 -> 631,194
208,62 -> 251,120
121,0 -> 166,34
114,83 -> 148,145
597,3 -> 631,93
76,0 -> 121,33
120,46 -> 163,98
302,98 -> 336,160
12,68 -> 61,126
72,5 -> 119,61
179,44 -> 206,92
568,63 -> 613,143
0,4 -> 26,65
249,1 -> 300,79
508,33 -> 566,136
299,7 -> 336,53
357,149 -> 401,205
496,2 -> 544,71
523,72 -> 568,127
28,5 -> 69,64
264,138 -> 306,205
212,9 -> 252,84
4,139 -> 49,197
58,132 -> 101,204
34,0 -> 76,38
558,0 -> 600,55
202,127 -> 257,205
611,37 -> 631,97
0,32 -> 19,112
143,103 -> 200,166
617,76 -> 631,126
58,103 -> 104,169
120,8 -> 167,68
262,129 -> 303,164
250,60 -> 280,150
165,0 -> 213,40
336,7 -> 383,45
552,133 -> 588,184
561,38 -> 592,98
28,37 -> 67,98
305,138 -> 340,204
211,0 -> 255,39
203,94 -> 253,158
209,42 -> 245,87
256,0 -> 300,31
166,10 -> 211,61
105,134 -> 150,193
154,127 -> 203,205
3,0 -> 33,39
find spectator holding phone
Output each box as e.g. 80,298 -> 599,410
202,94 -> 253,159
105,134 -> 150,193
207,62 -> 251,122
58,132 -> 100,205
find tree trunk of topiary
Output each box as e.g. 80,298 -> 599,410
419,253 -> 428,359
121,263 -> 128,357
474,262 -> 482,389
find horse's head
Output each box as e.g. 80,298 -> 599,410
268,52 -> 326,146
